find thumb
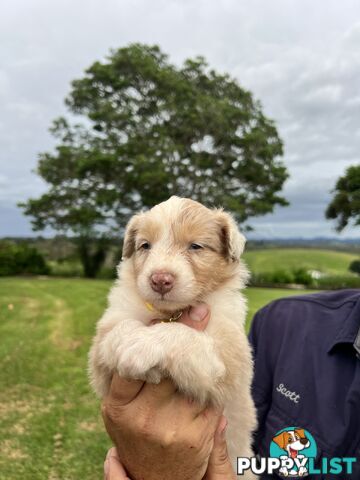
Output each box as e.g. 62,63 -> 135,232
102,374 -> 144,442
106,374 -> 144,406
205,416 -> 236,480
179,304 -> 210,332
104,448 -> 130,479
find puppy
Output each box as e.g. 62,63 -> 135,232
89,196 -> 257,477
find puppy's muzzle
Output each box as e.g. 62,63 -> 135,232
150,272 -> 175,294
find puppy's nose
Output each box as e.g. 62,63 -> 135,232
300,438 -> 308,446
150,272 -> 175,294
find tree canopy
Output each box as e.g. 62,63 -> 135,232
20,43 -> 288,277
325,165 -> 360,231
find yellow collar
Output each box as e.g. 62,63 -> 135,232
145,302 -> 156,312
144,301 -> 183,323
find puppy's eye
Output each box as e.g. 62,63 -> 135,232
139,242 -> 151,250
189,243 -> 203,250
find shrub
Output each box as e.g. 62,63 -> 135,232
0,242 -> 50,276
97,266 -> 117,279
292,268 -> 313,286
314,275 -> 360,289
250,269 -> 295,286
349,260 -> 360,276
48,259 -> 83,277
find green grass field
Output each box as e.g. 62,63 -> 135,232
0,277 -> 315,479
243,248 -> 358,275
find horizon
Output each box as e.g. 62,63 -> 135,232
1,234 -> 359,242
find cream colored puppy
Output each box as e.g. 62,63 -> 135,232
89,196 -> 256,476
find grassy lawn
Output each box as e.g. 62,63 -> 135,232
244,287 -> 317,328
0,277 -> 315,479
243,248 -> 358,275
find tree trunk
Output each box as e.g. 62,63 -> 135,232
77,237 -> 107,278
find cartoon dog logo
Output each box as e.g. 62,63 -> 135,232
272,428 -> 311,477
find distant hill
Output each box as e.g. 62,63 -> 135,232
248,237 -> 359,244
243,248 -> 358,276
246,237 -> 359,253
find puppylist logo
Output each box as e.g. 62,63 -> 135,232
270,427 -> 316,477
237,427 -> 357,477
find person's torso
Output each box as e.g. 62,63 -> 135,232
250,290 -> 360,479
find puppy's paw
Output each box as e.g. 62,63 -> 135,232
145,367 -> 162,384
166,340 -> 226,404
116,341 -> 164,383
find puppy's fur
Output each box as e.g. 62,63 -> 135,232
89,196 -> 257,476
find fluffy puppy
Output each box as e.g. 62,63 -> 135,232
89,196 -> 257,475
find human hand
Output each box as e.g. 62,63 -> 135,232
102,375 -> 223,480
102,304 -> 236,480
103,420 -> 236,480
204,417 -> 237,479
104,447 -> 130,479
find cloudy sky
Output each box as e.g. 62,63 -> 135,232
1,0 -> 359,238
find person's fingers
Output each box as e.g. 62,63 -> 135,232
142,377 -> 178,403
107,374 -> 144,406
104,447 -> 130,479
172,392 -> 210,419
179,304 -> 210,331
193,405 -> 223,433
211,415 -> 228,451
205,416 -> 236,479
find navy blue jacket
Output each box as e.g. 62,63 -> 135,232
248,289 -> 360,479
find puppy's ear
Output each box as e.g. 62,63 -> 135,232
273,432 -> 287,450
215,209 -> 246,262
122,214 -> 142,259
295,428 -> 306,439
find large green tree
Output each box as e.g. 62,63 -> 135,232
326,165 -> 360,231
20,43 -> 288,277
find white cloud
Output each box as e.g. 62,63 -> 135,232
0,0 -> 359,237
